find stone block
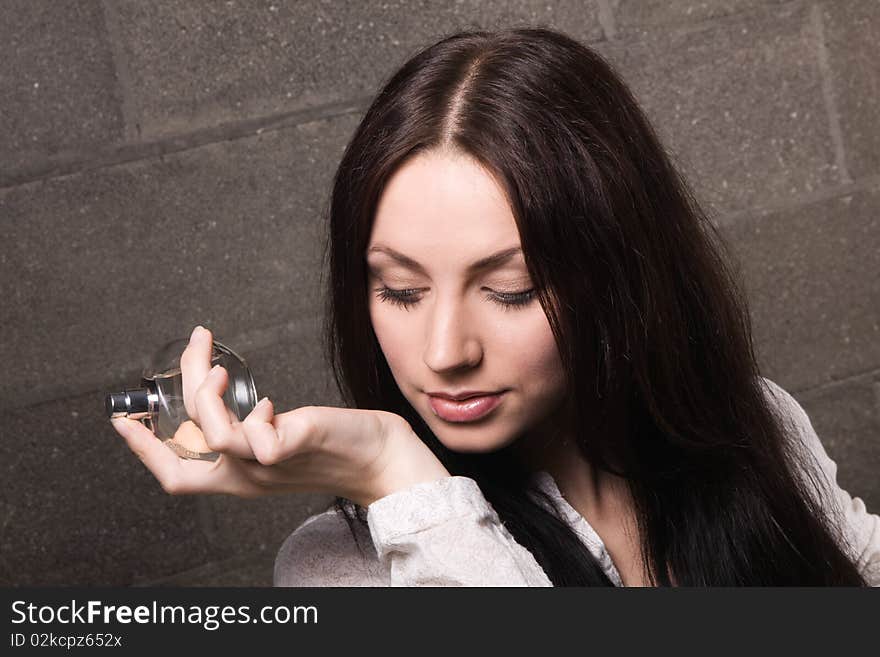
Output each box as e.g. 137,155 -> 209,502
598,2 -> 839,215
0,390 -> 212,586
718,182 -> 880,391
0,0 -> 124,175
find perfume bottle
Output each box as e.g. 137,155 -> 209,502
106,338 -> 258,461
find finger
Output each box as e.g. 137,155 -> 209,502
110,416 -> 188,494
194,364 -> 257,459
241,397 -> 285,466
111,416 -> 262,496
181,325 -> 213,425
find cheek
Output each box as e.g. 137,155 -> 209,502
369,303 -> 412,373
512,321 -> 567,407
500,311 -> 563,376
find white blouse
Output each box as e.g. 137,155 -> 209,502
273,378 -> 880,586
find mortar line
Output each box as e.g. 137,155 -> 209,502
711,172 -> 880,228
99,0 -> 141,142
810,2 -> 852,185
2,314 -> 327,413
792,366 -> 880,398
602,0 -> 805,43
0,96 -> 372,191
595,0 -> 617,40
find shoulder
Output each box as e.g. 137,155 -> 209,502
757,376 -> 836,484
759,377 -> 880,583
758,377 -> 811,434
758,377 -> 828,464
273,507 -> 386,587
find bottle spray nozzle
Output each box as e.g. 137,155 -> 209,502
105,388 -> 157,419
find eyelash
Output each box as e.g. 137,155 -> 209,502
374,287 -> 537,312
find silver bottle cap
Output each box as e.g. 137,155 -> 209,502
105,388 -> 159,420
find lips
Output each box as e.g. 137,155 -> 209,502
426,389 -> 503,401
428,392 -> 505,422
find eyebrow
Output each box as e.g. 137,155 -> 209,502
366,245 -> 524,274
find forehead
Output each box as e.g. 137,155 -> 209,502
371,150 -> 519,247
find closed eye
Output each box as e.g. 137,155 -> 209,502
374,287 -> 536,312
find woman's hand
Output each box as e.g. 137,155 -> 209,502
109,326 -> 450,507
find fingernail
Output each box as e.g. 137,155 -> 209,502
190,325 -> 204,341
210,364 -> 223,376
258,396 -> 270,407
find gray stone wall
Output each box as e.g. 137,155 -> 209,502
1,1 -> 877,586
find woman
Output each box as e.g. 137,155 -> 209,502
111,27 -> 879,586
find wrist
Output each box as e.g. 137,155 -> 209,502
366,422 -> 451,506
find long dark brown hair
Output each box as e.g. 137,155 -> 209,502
318,27 -> 866,585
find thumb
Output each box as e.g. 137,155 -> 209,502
110,416 -> 176,469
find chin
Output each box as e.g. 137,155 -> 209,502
438,440 -> 500,454
430,425 -> 518,454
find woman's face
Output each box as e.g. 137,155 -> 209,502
366,148 -> 568,453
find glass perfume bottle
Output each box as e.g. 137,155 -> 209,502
106,338 -> 258,461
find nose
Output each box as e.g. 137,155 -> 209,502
422,293 -> 483,374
